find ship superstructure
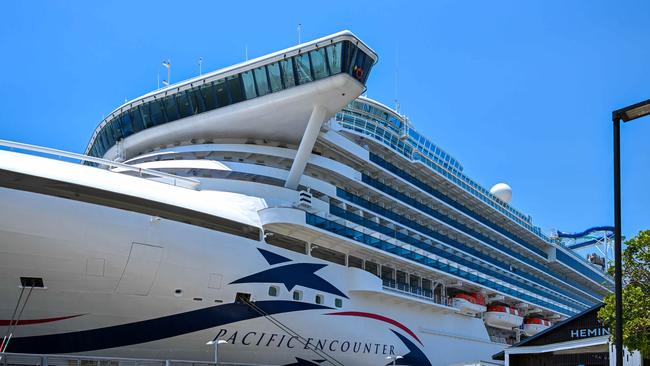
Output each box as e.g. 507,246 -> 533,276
0,31 -> 611,365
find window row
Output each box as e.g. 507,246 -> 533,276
267,286 -> 343,308
88,41 -> 375,159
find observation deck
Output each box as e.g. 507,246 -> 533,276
84,31 -> 377,162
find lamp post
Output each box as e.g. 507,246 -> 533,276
385,355 -> 403,365
611,98 -> 650,366
206,339 -> 227,365
162,60 -> 171,86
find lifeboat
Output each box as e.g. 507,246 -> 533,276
483,305 -> 523,330
451,293 -> 487,315
523,318 -> 552,336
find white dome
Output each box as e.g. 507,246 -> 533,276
490,183 -> 512,204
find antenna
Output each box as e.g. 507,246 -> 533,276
394,39 -> 400,113
198,57 -> 203,75
162,59 -> 171,86
297,23 -> 302,44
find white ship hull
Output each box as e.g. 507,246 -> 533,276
0,186 -> 502,365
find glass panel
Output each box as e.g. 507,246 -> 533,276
176,92 -> 193,118
241,70 -> 257,99
351,49 -> 367,82
280,58 -> 295,87
99,129 -> 111,153
108,119 -> 123,142
295,53 -> 312,84
226,75 -> 244,103
215,79 -> 229,106
119,112 -> 133,136
149,99 -> 167,126
253,67 -> 269,96
343,42 -> 356,74
326,43 -> 342,74
267,62 -> 282,92
200,83 -> 217,110
163,95 -> 180,121
140,102 -> 153,128
129,107 -> 145,132
309,48 -> 328,80
188,87 -> 206,114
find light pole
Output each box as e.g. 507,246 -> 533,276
206,339 -> 227,365
198,57 -> 203,76
611,98 -> 650,366
385,355 -> 403,365
162,60 -> 171,86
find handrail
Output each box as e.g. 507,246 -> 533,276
0,139 -> 201,190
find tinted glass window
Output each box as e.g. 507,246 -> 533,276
309,48 -> 328,80
119,113 -> 133,136
343,42 -> 356,74
253,67 -> 269,96
109,119 -> 123,142
188,87 -> 206,114
226,75 -> 244,103
267,62 -> 282,92
140,103 -> 153,128
241,71 -> 257,99
326,43 -> 342,74
99,129 -> 111,153
268,286 -> 278,297
163,95 -> 180,121
201,83 -> 217,110
295,53 -> 312,84
352,50 -> 367,82
149,99 -> 167,126
130,107 -> 145,132
280,58 -> 295,87
215,79 -> 229,106
176,92 -> 193,118
334,298 -> 342,308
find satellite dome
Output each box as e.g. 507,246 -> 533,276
490,183 -> 512,204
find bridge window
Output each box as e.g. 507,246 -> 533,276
242,71 -> 257,99
295,53 -> 312,84
176,91 -> 193,118
148,99 -> 167,126
226,75 -> 244,103
280,58 -> 296,88
200,82 -> 217,110
215,79 -> 229,106
267,63 -> 283,92
253,67 -> 270,96
326,42 -> 342,74
188,87 -> 206,114
309,48 -> 328,80
163,95 -> 180,121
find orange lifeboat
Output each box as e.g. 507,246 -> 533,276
483,305 -> 523,330
523,318 -> 552,336
451,293 -> 487,315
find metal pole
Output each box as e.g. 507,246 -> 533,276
613,114 -> 623,366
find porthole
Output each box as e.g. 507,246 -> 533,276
268,286 -> 279,297
292,290 -> 303,301
335,298 -> 343,308
174,288 -> 183,297
315,294 -> 324,305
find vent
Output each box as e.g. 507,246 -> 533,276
294,190 -> 312,209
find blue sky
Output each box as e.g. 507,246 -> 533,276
1,1 -> 648,240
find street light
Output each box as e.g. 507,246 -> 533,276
385,355 -> 403,365
162,60 -> 171,86
611,98 -> 650,366
206,339 -> 227,365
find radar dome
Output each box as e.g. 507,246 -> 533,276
490,183 -> 512,204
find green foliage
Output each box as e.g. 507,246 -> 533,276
599,230 -> 650,357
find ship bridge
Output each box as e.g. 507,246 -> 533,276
85,31 -> 377,188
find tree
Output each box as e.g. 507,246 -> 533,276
599,230 -> 650,357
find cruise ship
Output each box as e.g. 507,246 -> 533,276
0,31 -> 612,365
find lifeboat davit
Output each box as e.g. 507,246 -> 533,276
452,293 -> 487,315
484,306 -> 524,330
523,318 -> 552,336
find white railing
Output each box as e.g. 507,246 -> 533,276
0,140 -> 200,190
0,352 -> 262,366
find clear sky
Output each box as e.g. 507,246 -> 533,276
1,1 -> 648,240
